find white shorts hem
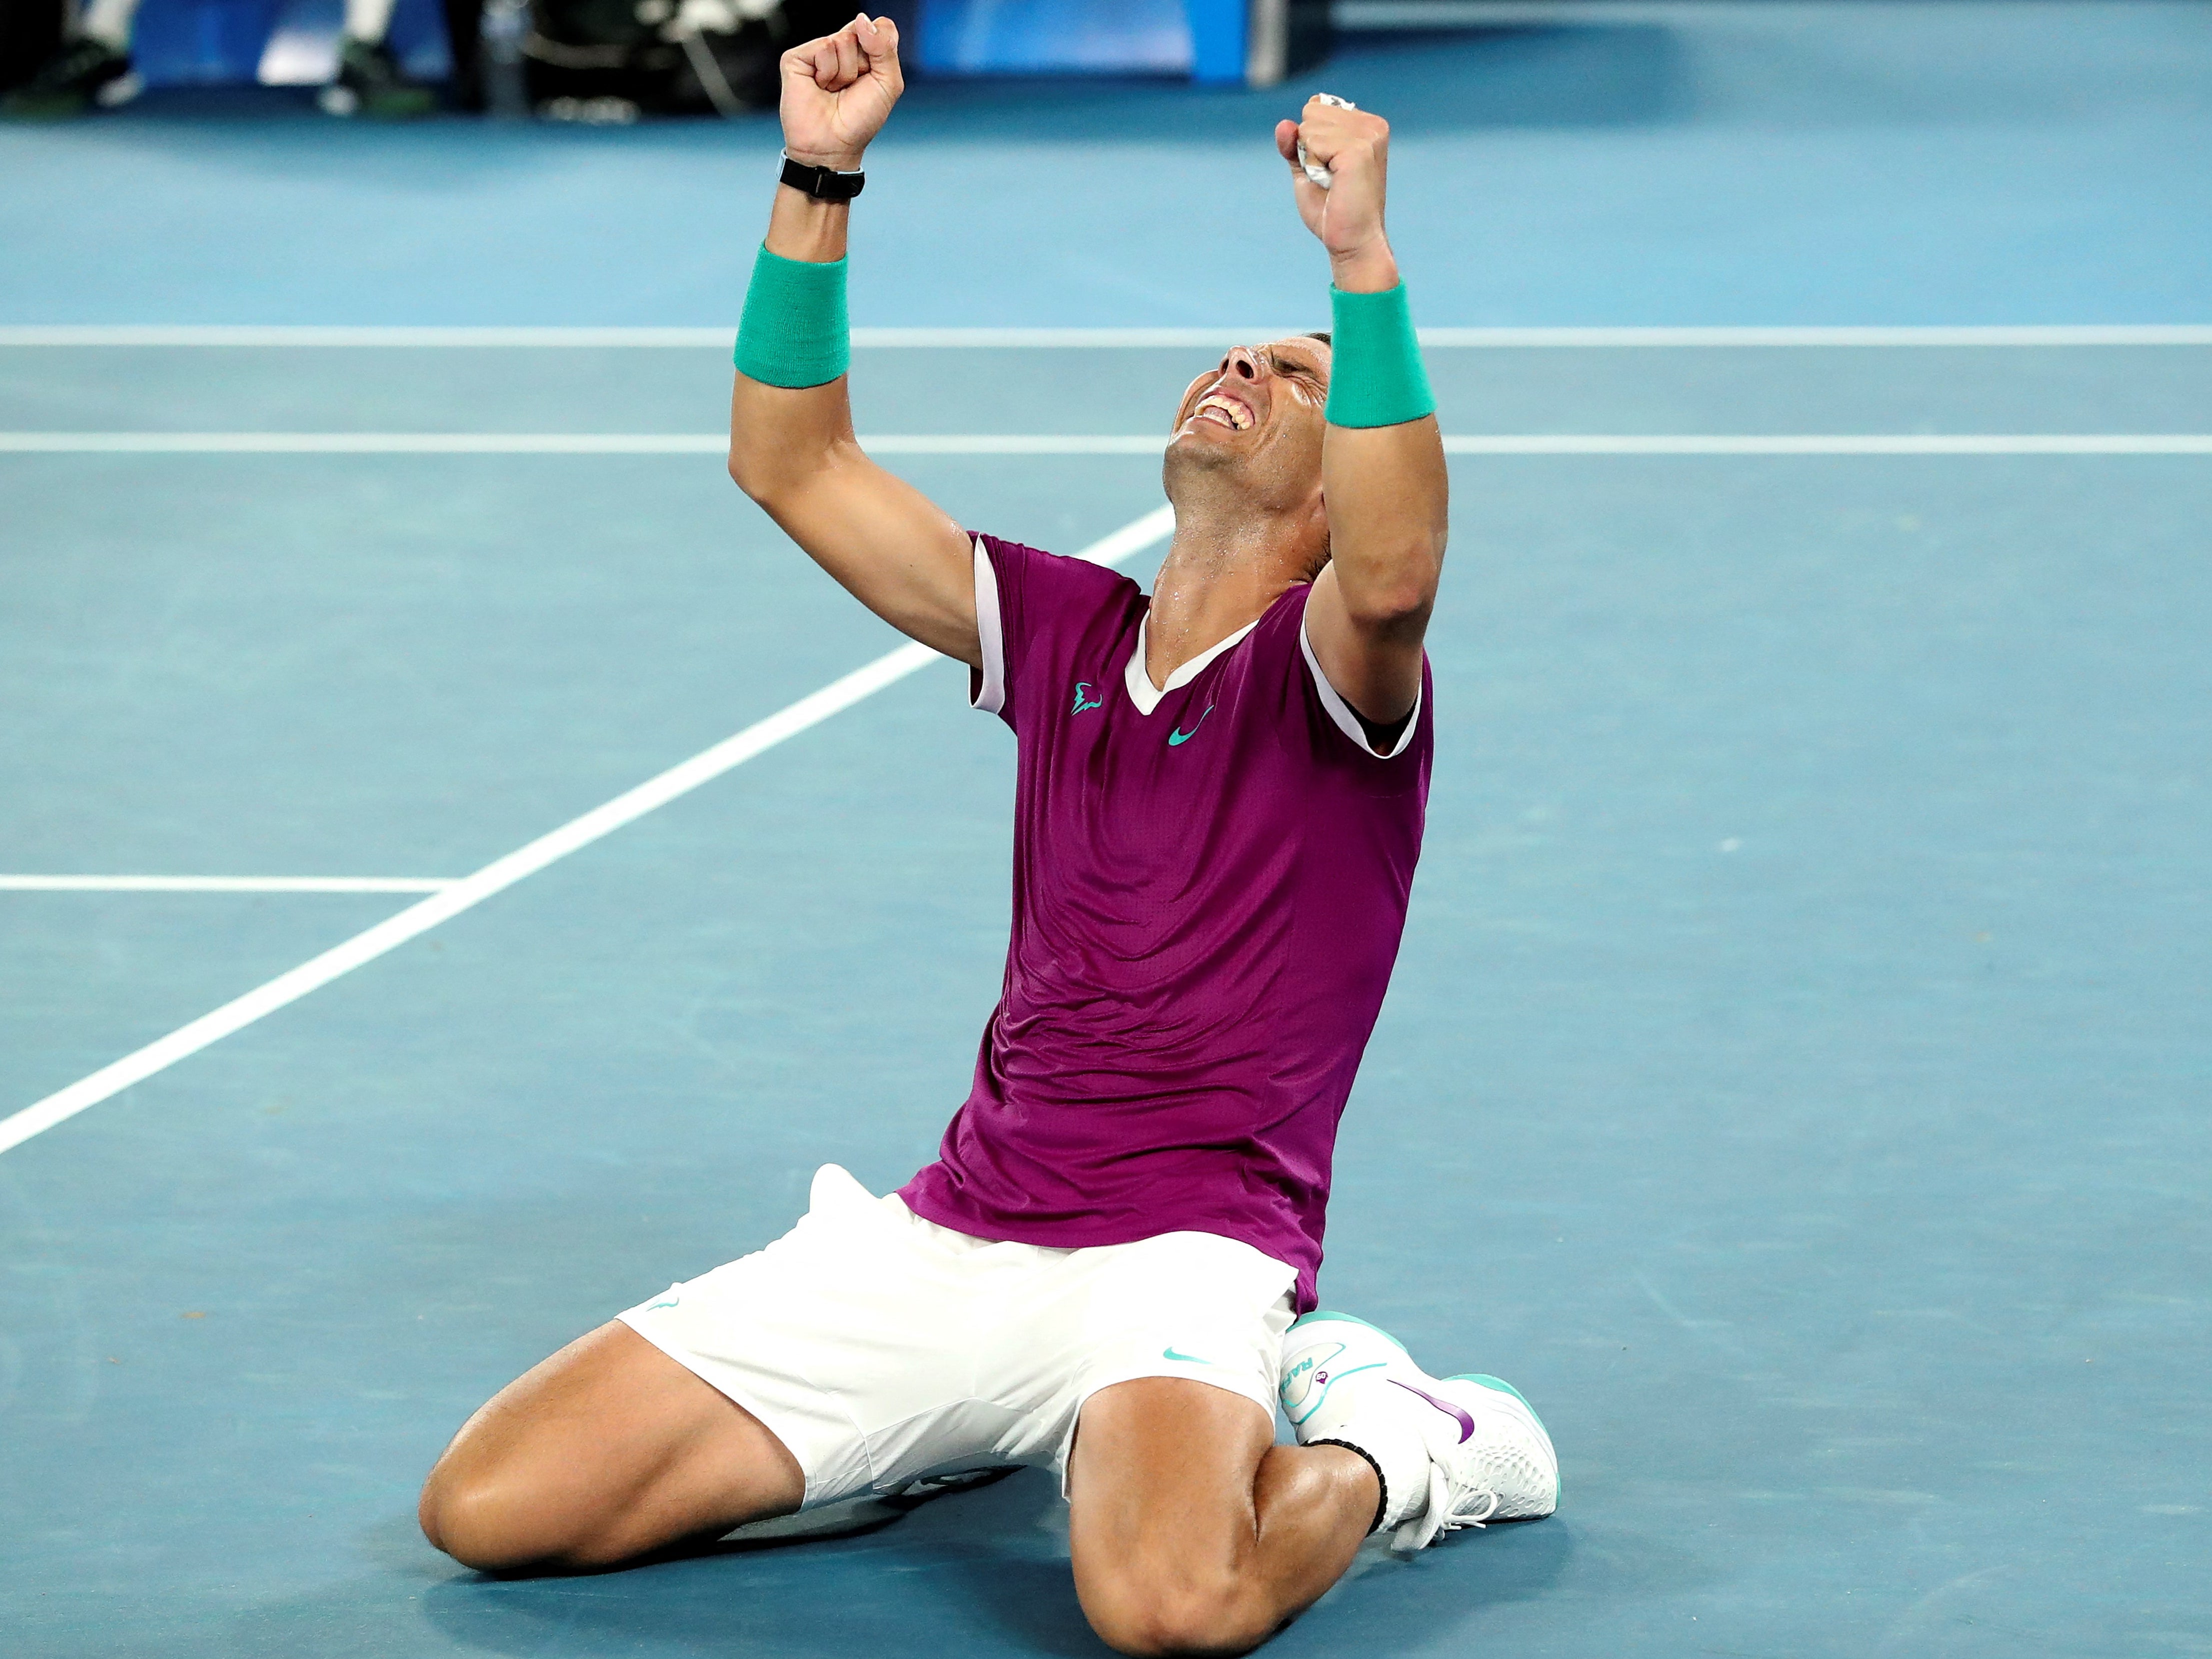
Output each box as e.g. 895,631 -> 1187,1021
1059,1363 -> 1281,1498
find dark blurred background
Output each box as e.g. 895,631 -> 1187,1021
0,0 -> 1342,117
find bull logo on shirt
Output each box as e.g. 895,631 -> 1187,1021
1071,681 -> 1105,714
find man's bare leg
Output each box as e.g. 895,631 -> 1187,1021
1068,1377 -> 1379,1658
418,1321 -> 804,1572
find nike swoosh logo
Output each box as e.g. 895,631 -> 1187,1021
1163,1346 -> 1216,1366
1390,1378 -> 1476,1443
1167,704 -> 1214,746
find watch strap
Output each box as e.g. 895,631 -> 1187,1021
780,155 -> 866,202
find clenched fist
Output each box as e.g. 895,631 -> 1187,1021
781,13 -> 904,175
1275,98 -> 1399,293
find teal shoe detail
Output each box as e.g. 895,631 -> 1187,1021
1447,1372 -> 1558,1503
1447,1372 -> 1544,1429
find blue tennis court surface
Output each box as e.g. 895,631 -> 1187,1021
5,6 -> 2209,1657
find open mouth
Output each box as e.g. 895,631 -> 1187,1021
1191,391 -> 1255,432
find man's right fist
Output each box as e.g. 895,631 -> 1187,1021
780,14 -> 904,176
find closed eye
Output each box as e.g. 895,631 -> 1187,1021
1267,352 -> 1327,402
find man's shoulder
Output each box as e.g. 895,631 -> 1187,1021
977,533 -> 1142,595
1229,580 -> 1316,674
976,532 -> 1146,636
1259,580 -> 1313,638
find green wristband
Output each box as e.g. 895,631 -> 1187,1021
1324,283 -> 1436,429
734,245 -> 850,389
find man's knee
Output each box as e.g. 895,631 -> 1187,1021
1079,1560 -> 1273,1658
420,1460 -> 543,1572
418,1450 -> 621,1574
416,1321 -> 804,1574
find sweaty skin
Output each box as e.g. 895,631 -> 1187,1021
420,15 -> 1449,1656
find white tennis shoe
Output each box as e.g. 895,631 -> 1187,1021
1279,1310 -> 1558,1551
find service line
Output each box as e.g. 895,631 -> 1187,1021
0,504 -> 1178,1159
1,325 -> 2209,348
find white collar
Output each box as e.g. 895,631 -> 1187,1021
1123,612 -> 1259,716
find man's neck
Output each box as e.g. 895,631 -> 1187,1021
1143,514 -> 1305,692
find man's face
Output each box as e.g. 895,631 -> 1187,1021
1165,337 -> 1333,506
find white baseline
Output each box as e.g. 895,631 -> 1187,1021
4,431 -> 2209,456
0,504 -> 1177,1160
0,875 -> 456,893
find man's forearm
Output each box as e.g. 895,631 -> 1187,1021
727,185 -> 860,507
731,6 -> 902,505
720,12 -> 976,665
1322,422 -> 1447,632
1329,240 -> 1398,299
1321,241 -> 1447,631
764,181 -> 848,266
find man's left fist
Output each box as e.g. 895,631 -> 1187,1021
1275,98 -> 1397,291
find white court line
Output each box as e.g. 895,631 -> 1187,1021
0,431 -> 733,454
1,325 -> 2209,349
0,875 -> 456,893
1416,327 -> 2212,349
6,431 -> 2211,456
0,432 -> 1142,455
1443,434 -> 2212,455
0,503 -> 1177,1160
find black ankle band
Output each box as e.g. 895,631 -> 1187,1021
1310,1438 -> 1389,1535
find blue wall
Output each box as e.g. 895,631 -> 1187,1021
917,0 -> 1208,77
132,0 -> 449,86
129,0 -> 1249,89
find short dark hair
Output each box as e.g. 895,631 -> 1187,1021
1302,331 -> 1331,347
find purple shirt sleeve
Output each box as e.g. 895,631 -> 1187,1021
967,532 -> 1145,733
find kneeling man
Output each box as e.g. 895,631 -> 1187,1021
418,16 -> 1556,1655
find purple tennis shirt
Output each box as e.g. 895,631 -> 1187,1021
898,534 -> 1433,1311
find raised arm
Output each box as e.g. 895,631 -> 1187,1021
1276,100 -> 1447,729
727,14 -> 980,668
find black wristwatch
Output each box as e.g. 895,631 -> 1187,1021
780,154 -> 866,202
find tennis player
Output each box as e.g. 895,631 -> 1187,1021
418,15 -> 1557,1653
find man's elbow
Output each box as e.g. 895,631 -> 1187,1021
728,431 -> 852,510
1348,592 -> 1435,648
728,446 -> 816,516
727,444 -> 780,507
1344,536 -> 1445,630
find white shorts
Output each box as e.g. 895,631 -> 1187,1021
618,1165 -> 1297,1509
